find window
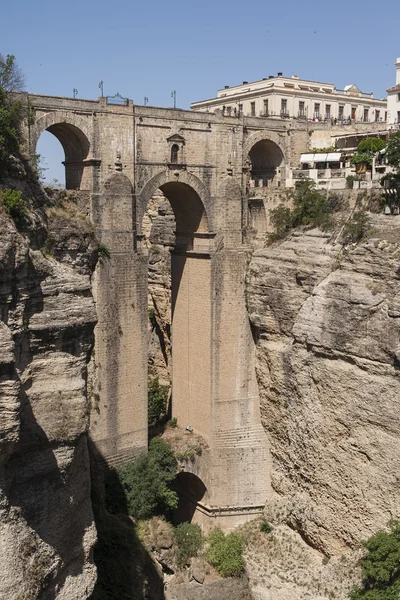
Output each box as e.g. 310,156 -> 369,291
299,101 -> 305,116
314,103 -> 320,118
238,103 -> 243,114
397,111 -> 400,123
385,111 -> 387,121
326,104 -> 331,118
363,108 -> 369,122
397,93 -> 400,102
227,106 -> 232,116
351,106 -> 356,120
263,99 -> 269,115
171,144 -> 179,163
251,102 -> 256,116
375,110 -> 380,122
339,105 -> 344,120
281,99 -> 287,115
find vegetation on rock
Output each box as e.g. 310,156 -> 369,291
342,210 -> 371,244
269,179 -> 336,241
0,188 -> 28,227
148,374 -> 169,427
349,521 -> 400,600
175,522 -> 204,566
206,528 -> 245,578
107,438 -> 178,520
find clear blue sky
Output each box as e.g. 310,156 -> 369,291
2,0 -> 399,184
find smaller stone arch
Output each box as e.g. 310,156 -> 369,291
245,131 -> 287,189
172,472 -> 208,524
31,110 -> 93,190
137,170 -> 213,235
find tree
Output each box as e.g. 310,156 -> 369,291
0,54 -> 25,92
357,138 -> 386,154
0,55 -> 25,176
386,131 -> 400,171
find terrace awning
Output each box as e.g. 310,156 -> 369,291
300,152 -> 341,163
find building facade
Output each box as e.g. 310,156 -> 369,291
387,58 -> 400,127
192,73 -> 387,125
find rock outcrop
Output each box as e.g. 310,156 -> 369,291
247,218 -> 400,558
0,177 -> 98,599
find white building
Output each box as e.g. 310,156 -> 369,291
387,58 -> 400,127
191,73 -> 387,124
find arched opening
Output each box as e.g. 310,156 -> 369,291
248,139 -> 284,188
172,472 -> 207,524
141,177 -> 212,442
36,131 -> 66,187
35,121 -> 90,190
170,144 -> 179,164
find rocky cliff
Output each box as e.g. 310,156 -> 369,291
247,217 -> 400,562
0,166 -> 98,599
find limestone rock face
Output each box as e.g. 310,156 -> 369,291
0,200 -> 97,599
247,221 -> 400,556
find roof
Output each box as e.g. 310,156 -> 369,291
387,83 -> 400,93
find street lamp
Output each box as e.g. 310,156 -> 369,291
171,90 -> 176,109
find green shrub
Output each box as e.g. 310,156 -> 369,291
98,243 -> 110,264
269,204 -> 292,240
148,307 -> 157,328
357,138 -> 386,153
292,179 -> 332,230
260,520 -> 273,534
349,521 -> 400,600
111,438 -> 178,520
0,90 -> 23,176
342,210 -> 371,244
0,188 -> 28,227
148,375 -> 169,427
206,528 -> 245,577
350,152 -> 373,166
175,522 -> 204,566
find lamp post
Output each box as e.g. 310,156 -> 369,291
171,90 -> 176,109
98,81 -> 104,97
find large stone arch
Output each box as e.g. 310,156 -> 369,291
31,111 -> 93,190
137,170 -> 212,235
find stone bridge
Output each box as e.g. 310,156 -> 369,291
20,93 -> 310,527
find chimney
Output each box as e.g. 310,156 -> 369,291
243,81 -> 248,85
269,75 -> 274,79
224,85 -> 229,89
396,58 -> 400,85
277,72 -> 283,77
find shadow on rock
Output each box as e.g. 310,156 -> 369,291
89,443 -> 165,600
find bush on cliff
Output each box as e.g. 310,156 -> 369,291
269,179 -> 333,242
175,522 -> 204,566
0,188 -> 28,227
108,438 -> 178,520
206,528 -> 245,577
148,374 -> 169,427
349,520 -> 400,600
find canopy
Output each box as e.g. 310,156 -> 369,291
300,152 -> 341,163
